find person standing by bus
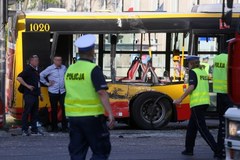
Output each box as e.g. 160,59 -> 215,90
64,34 -> 115,160
201,56 -> 210,75
213,52 -> 233,159
173,55 -> 221,158
17,55 -> 44,136
40,55 -> 68,132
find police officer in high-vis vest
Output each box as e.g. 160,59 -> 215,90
64,34 -> 115,160
174,55 -> 221,159
200,56 -> 210,75
213,52 -> 233,159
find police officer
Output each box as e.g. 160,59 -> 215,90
213,52 -> 233,159
64,34 -> 115,160
173,55 -> 220,158
200,56 -> 210,75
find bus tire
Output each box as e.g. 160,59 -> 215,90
131,92 -> 172,129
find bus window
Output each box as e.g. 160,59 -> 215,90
170,33 -> 189,79
102,53 -> 139,80
152,54 -> 166,77
102,53 -> 166,80
102,33 -> 170,81
198,37 -> 218,52
102,33 -> 188,81
104,33 -> 166,52
171,33 -> 189,52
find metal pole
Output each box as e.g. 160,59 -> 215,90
222,0 -> 225,28
41,0 -> 44,11
89,0 -> 92,12
110,35 -> 117,83
133,33 -> 135,51
166,33 -> 171,73
104,0 -> 107,10
122,0 -> 124,12
0,11 -> 7,126
23,0 -> 29,10
98,34 -> 104,69
75,0 -> 77,12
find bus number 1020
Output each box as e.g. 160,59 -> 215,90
29,23 -> 50,32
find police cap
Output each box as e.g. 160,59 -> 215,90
74,34 -> 96,52
202,56 -> 209,60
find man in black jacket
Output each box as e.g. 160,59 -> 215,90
17,55 -> 44,136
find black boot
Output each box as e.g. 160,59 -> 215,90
181,150 -> 193,156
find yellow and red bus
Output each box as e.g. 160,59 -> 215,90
4,7 -> 239,129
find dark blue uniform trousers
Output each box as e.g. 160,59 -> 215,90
217,93 -> 233,157
185,105 -> 218,154
68,115 -> 111,160
22,94 -> 39,132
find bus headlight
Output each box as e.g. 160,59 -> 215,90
228,121 -> 240,138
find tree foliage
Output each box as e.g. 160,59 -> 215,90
26,0 -> 59,10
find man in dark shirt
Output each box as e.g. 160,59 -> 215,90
17,55 -> 44,136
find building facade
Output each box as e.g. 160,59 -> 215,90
61,0 -> 240,12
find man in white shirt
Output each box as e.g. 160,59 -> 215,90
40,55 -> 68,132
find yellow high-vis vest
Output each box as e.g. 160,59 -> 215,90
64,60 -> 104,117
213,54 -> 228,93
190,68 -> 210,108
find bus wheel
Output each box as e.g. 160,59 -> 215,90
131,92 -> 172,129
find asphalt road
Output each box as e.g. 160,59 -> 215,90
0,120 -> 219,160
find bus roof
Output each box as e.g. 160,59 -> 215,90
19,11 -> 240,33
23,11 -> 238,19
